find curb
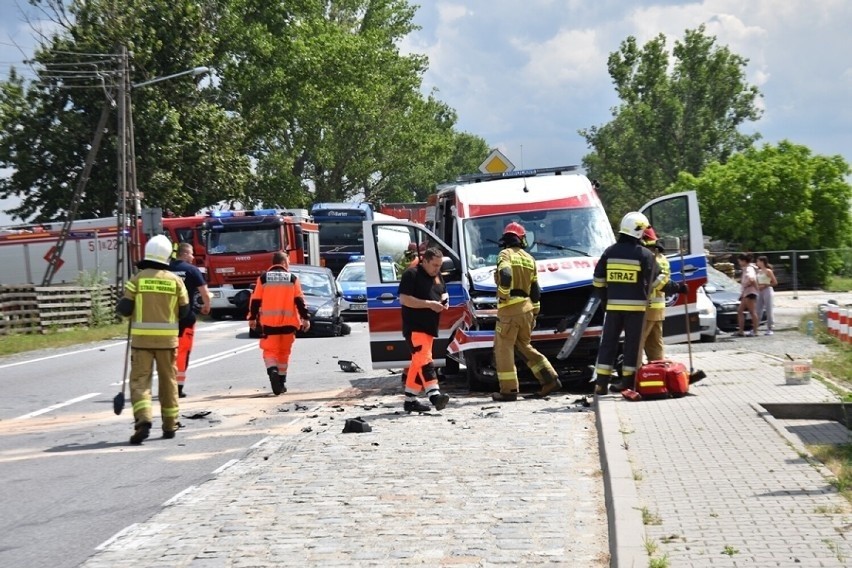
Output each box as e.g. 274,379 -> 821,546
595,395 -> 646,568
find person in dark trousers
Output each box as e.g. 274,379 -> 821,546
491,222 -> 561,401
592,212 -> 657,395
398,246 -> 450,412
169,242 -> 211,398
248,252 -> 310,395
116,235 -> 190,444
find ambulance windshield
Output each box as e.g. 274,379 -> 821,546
463,207 -> 614,268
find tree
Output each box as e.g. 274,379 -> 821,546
219,0 -> 480,207
670,141 -> 852,286
0,0 -> 251,222
580,25 -> 762,217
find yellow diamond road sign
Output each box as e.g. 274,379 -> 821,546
479,149 -> 515,174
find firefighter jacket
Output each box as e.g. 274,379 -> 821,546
646,252 -> 671,320
495,246 -> 540,316
122,268 -> 190,349
248,265 -> 310,334
593,236 -> 657,312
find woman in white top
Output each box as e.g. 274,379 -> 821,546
736,253 -> 760,336
755,255 -> 778,335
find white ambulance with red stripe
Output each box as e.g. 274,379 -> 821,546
362,166 -> 706,390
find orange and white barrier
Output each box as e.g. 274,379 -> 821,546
840,308 -> 850,344
827,304 -> 839,337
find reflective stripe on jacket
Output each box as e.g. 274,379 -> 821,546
593,238 -> 657,312
249,266 -> 308,330
648,253 -> 671,311
123,269 -> 189,349
495,247 -> 539,313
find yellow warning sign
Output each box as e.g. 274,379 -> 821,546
479,149 -> 515,174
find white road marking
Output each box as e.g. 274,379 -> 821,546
108,343 -> 258,386
163,485 -> 198,507
0,341 -> 125,370
250,435 -> 272,449
94,523 -> 139,551
14,393 -> 101,420
212,459 -> 240,475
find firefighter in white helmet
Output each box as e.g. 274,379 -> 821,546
592,212 -> 657,395
491,222 -> 561,401
116,235 -> 190,444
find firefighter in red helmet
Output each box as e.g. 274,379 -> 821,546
491,222 -> 561,401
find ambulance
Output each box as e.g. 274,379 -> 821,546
361,166 -> 707,390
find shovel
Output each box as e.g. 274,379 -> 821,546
678,243 -> 707,385
113,319 -> 131,415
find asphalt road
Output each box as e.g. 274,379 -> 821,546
0,320 -> 380,568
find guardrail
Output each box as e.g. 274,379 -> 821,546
0,284 -> 118,335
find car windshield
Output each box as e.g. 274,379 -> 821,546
462,207 -> 614,269
291,270 -> 333,296
206,228 -> 281,255
318,222 -> 364,247
706,265 -> 740,291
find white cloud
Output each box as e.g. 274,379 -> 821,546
513,28 -> 607,88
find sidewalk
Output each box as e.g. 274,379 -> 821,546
599,347 -> 851,567
81,338 -> 851,567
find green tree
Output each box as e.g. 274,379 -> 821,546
220,0 -> 478,207
580,25 -> 762,217
0,0 -> 251,222
670,141 -> 852,286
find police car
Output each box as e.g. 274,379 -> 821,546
337,255 -> 398,321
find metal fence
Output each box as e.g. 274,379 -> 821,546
707,247 -> 852,294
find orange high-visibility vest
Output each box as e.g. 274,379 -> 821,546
250,267 -> 304,328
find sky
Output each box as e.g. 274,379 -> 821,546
2,0 -> 851,225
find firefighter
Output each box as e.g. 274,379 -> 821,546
592,212 -> 657,395
491,222 -> 561,402
247,252 -> 310,395
169,242 -> 211,398
638,227 -> 670,364
116,235 -> 190,445
398,246 -> 450,412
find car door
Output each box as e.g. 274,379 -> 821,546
362,220 -> 467,370
640,190 -> 707,343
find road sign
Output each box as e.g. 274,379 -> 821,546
479,149 -> 515,174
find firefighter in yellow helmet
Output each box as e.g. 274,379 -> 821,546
491,222 -> 561,401
639,227 -> 670,363
116,235 -> 190,445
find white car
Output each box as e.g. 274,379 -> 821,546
696,285 -> 718,342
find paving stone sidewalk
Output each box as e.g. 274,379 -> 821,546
599,345 -> 852,567
82,378 -> 609,567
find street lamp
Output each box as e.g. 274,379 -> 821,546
132,66 -> 210,89
115,51 -> 211,292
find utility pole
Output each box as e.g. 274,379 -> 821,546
115,46 -> 132,295
41,103 -> 112,286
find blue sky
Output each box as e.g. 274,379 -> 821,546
2,0 -> 851,224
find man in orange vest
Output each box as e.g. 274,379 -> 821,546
247,252 -> 310,395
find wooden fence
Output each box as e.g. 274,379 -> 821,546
0,284 -> 118,335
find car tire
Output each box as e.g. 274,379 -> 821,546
700,332 -> 717,343
340,322 -> 351,336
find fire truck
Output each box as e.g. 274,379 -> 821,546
360,166 -> 708,390
201,209 -> 320,318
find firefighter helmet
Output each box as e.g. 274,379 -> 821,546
144,235 -> 173,266
641,227 -> 658,246
619,212 -> 650,239
499,222 -> 527,248
502,222 -> 526,239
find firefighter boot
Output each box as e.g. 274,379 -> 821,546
404,399 -> 431,413
430,393 -> 450,411
129,421 -> 151,445
267,367 -> 283,396
491,392 -> 518,402
537,377 -> 562,397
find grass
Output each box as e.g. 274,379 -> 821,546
806,443 -> 852,502
640,506 -> 662,525
648,556 -> 670,568
0,322 -> 128,357
825,275 -> 852,293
